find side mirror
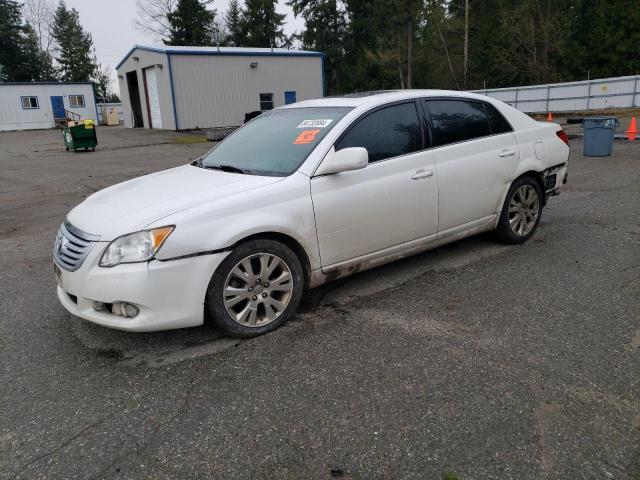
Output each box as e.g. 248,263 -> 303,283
315,147 -> 368,176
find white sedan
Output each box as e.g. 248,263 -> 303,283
53,90 -> 569,337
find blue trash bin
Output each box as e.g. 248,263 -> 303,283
582,117 -> 619,157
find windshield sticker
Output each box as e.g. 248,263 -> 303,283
293,129 -> 321,145
297,119 -> 333,129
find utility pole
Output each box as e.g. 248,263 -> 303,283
463,0 -> 469,89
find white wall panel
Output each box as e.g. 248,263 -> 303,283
171,54 -> 323,129
472,75 -> 640,113
146,67 -> 163,129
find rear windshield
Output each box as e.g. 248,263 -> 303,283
201,107 -> 353,176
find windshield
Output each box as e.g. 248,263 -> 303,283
200,107 -> 353,176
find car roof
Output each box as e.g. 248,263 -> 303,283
281,89 -> 501,109
281,89 -> 539,134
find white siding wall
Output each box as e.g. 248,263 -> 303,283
171,54 -> 323,129
117,50 -> 175,129
472,75 -> 640,113
0,83 -> 97,131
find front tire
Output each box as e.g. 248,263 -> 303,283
205,239 -> 304,338
496,176 -> 543,244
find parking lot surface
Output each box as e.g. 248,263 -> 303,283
1,126 -> 639,479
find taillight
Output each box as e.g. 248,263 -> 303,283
556,129 -> 569,146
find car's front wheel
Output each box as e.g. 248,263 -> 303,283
205,239 -> 304,337
496,176 -> 543,244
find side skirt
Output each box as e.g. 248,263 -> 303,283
309,215 -> 497,288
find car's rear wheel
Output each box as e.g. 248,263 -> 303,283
205,239 -> 304,337
496,176 -> 543,244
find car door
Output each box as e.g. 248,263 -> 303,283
422,98 -> 519,234
310,101 -> 439,268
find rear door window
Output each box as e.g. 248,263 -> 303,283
483,103 -> 513,134
424,99 -> 491,147
336,102 -> 422,162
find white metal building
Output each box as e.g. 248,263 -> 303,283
115,45 -> 325,130
0,82 -> 97,131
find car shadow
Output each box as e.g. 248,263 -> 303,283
70,231 -> 509,366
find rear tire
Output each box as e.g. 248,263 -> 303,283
496,176 -> 543,244
205,239 -> 304,338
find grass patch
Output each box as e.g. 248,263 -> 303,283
172,135 -> 208,144
442,472 -> 461,480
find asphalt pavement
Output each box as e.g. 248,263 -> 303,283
1,126 -> 638,479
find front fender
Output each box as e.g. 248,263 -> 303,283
149,173 -> 321,270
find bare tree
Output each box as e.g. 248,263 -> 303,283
495,0 -> 567,84
23,0 -> 56,52
94,64 -> 113,100
135,0 -> 177,41
211,16 -> 228,46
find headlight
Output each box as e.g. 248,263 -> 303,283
99,226 -> 174,267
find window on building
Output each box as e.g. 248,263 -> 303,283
336,102 -> 423,163
424,99 -> 491,146
69,95 -> 85,108
260,93 -> 274,111
21,96 -> 39,109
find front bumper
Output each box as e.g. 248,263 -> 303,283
55,244 -> 229,332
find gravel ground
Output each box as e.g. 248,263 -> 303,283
1,126 -> 638,480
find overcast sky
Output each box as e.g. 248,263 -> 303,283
64,0 -> 305,95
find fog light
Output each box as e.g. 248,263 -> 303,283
112,302 -> 139,318
93,301 -> 108,313
93,301 -> 139,318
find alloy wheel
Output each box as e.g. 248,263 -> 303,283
508,185 -> 540,237
222,253 -> 294,327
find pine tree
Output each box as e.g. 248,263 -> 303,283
287,0 -> 347,93
18,24 -> 46,81
52,1 -> 97,81
241,0 -> 287,48
0,0 -> 56,81
37,48 -> 58,81
165,0 -> 215,46
565,0 -> 640,80
340,0 -> 397,92
93,64 -> 113,100
225,0 -> 244,46
0,0 -> 27,80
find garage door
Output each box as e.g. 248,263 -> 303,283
146,67 -> 162,129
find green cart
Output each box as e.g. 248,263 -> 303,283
63,121 -> 98,152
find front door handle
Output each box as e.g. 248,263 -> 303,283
499,149 -> 516,157
411,169 -> 434,180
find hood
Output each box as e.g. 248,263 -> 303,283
67,164 -> 283,240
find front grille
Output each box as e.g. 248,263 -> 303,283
53,222 -> 100,272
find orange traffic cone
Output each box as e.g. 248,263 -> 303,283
625,116 -> 637,141
547,112 -> 554,122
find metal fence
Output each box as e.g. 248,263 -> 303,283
95,102 -> 124,124
471,75 -> 640,113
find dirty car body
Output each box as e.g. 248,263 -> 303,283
53,90 -> 570,336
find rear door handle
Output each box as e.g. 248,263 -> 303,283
411,169 -> 434,180
499,149 -> 516,157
